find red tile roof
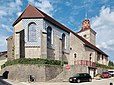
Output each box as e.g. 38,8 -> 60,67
13,4 -> 108,57
13,4 -> 71,32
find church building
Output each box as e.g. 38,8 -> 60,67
7,4 -> 108,78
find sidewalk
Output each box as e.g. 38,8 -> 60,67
1,77 -> 114,85
0,78 -> 69,85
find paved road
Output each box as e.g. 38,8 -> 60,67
0,82 -> 4,85
1,78 -> 114,85
20,78 -> 114,85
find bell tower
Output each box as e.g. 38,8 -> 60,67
78,19 -> 96,45
82,19 -> 90,30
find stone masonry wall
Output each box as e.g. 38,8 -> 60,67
1,64 -> 63,82
50,65 -> 88,82
1,64 -> 107,82
63,65 -> 88,81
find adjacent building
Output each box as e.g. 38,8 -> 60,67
7,4 -> 108,78
0,51 -> 7,70
6,36 -> 14,60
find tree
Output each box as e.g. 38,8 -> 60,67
108,60 -> 114,66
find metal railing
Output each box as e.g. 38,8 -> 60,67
74,60 -> 96,67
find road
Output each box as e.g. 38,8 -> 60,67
0,82 -> 4,85
0,78 -> 114,85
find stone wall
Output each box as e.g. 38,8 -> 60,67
1,64 -> 63,82
63,65 -> 88,80
1,64 -> 108,82
6,36 -> 14,60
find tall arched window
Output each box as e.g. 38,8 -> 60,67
47,26 -> 52,46
62,33 -> 66,50
28,22 -> 37,42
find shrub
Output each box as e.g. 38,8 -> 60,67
95,74 -> 102,77
1,58 -> 68,69
96,62 -> 114,69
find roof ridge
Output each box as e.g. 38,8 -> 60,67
13,4 -> 44,26
34,6 -> 45,17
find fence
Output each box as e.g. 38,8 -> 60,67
74,60 -> 96,67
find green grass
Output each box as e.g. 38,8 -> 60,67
1,58 -> 68,69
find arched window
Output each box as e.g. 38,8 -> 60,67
28,22 -> 37,42
89,53 -> 92,61
74,53 -> 76,58
47,26 -> 52,46
62,33 -> 66,50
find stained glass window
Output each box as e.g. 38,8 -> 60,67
28,22 -> 37,42
47,26 -> 52,46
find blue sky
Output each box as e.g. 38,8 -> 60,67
0,0 -> 114,61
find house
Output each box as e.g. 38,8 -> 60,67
7,4 -> 108,78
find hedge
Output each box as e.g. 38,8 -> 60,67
96,62 -> 114,69
1,58 -> 68,69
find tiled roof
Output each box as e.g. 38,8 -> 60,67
13,4 -> 108,57
13,4 -> 71,33
78,27 -> 96,34
75,33 -> 108,56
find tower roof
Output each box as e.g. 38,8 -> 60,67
81,19 -> 91,31
78,19 -> 96,34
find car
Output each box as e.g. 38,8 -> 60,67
108,71 -> 114,77
102,72 -> 111,78
69,73 -> 92,83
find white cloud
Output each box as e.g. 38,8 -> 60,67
0,0 -> 23,17
1,24 -> 13,33
91,6 -> 114,53
65,1 -> 72,6
0,0 -> 23,33
0,0 -> 23,51
0,10 -> 7,17
0,36 -> 7,46
16,12 -> 22,17
27,0 -> 53,16
0,35 -> 7,51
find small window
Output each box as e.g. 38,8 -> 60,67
90,53 -> 92,56
83,35 -> 86,38
90,57 -> 91,61
97,53 -> 100,61
62,33 -> 66,50
102,55 -> 103,60
74,53 -> 76,58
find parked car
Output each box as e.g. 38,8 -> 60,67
69,73 -> 92,83
102,72 -> 111,78
108,71 -> 114,77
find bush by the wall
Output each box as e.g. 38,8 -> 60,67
96,62 -> 114,69
1,58 -> 68,69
